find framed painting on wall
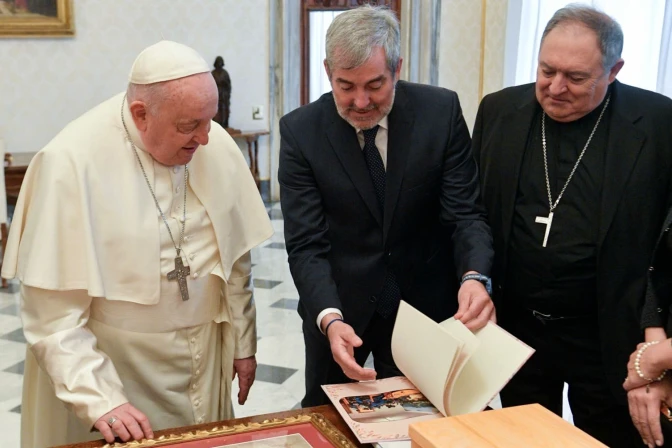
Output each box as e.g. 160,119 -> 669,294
0,0 -> 74,37
97,414 -> 357,448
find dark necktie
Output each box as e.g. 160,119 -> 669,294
362,126 -> 401,318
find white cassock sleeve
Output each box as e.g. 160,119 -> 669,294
21,285 -> 128,427
226,251 -> 257,359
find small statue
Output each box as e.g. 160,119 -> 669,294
211,56 -> 239,133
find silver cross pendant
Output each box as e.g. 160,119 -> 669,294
167,256 -> 191,301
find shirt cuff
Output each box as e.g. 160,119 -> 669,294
316,308 -> 343,335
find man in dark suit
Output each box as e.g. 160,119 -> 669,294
472,5 -> 672,447
279,5 -> 494,407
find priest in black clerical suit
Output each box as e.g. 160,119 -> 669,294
472,5 -> 672,448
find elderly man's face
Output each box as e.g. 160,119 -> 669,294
326,46 -> 402,130
137,73 -> 218,166
536,23 -> 623,123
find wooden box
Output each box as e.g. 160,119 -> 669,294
409,404 -> 607,447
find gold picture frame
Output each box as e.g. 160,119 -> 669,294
100,413 -> 357,448
0,0 -> 74,37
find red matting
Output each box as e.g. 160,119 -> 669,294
53,406 -> 366,448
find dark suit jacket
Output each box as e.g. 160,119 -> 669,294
472,80 -> 672,401
641,208 -> 672,447
641,207 -> 672,330
279,81 -> 493,336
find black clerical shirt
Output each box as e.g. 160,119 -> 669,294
507,94 -> 611,316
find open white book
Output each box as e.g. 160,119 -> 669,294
322,300 -> 534,444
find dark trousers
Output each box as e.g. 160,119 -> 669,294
500,307 -> 641,447
302,311 -> 402,407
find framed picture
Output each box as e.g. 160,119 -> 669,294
100,414 -> 357,448
0,0 -> 74,37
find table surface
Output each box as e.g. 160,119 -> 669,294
53,404 -> 367,448
6,151 -> 35,168
229,130 -> 270,139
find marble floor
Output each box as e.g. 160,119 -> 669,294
0,202 -> 572,447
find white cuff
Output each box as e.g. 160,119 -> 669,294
316,308 -> 343,335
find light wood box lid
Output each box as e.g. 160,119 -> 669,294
409,404 -> 607,447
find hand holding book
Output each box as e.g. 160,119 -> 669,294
455,276 -> 496,330
322,301 -> 535,444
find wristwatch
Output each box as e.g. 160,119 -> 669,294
461,273 -> 493,295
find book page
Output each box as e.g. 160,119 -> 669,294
446,321 -> 535,416
438,318 -> 481,412
391,301 -> 464,416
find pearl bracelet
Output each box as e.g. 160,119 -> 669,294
635,341 -> 668,382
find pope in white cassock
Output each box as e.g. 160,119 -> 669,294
1,41 -> 273,447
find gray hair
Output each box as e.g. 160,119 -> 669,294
542,4 -> 623,71
126,81 -> 169,115
325,4 -> 400,76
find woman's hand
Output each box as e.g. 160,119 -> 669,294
627,378 -> 672,447
624,341 -> 670,392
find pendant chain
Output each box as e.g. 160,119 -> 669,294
120,95 -> 188,257
542,95 -> 610,213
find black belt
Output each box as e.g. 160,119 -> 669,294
528,308 -> 595,324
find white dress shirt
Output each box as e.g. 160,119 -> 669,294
316,115 -> 390,332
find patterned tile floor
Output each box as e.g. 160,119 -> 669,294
0,202 -> 572,447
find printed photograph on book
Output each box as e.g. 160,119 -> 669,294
339,388 -> 439,424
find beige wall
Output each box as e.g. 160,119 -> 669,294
0,0 -> 271,177
1,0 -> 513,192
438,0 -> 509,130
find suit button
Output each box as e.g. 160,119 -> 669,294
649,266 -> 655,272
387,252 -> 392,257
370,295 -> 377,303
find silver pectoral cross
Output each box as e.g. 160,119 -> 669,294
167,256 -> 191,301
535,211 -> 554,248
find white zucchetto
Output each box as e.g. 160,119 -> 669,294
129,40 -> 210,85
